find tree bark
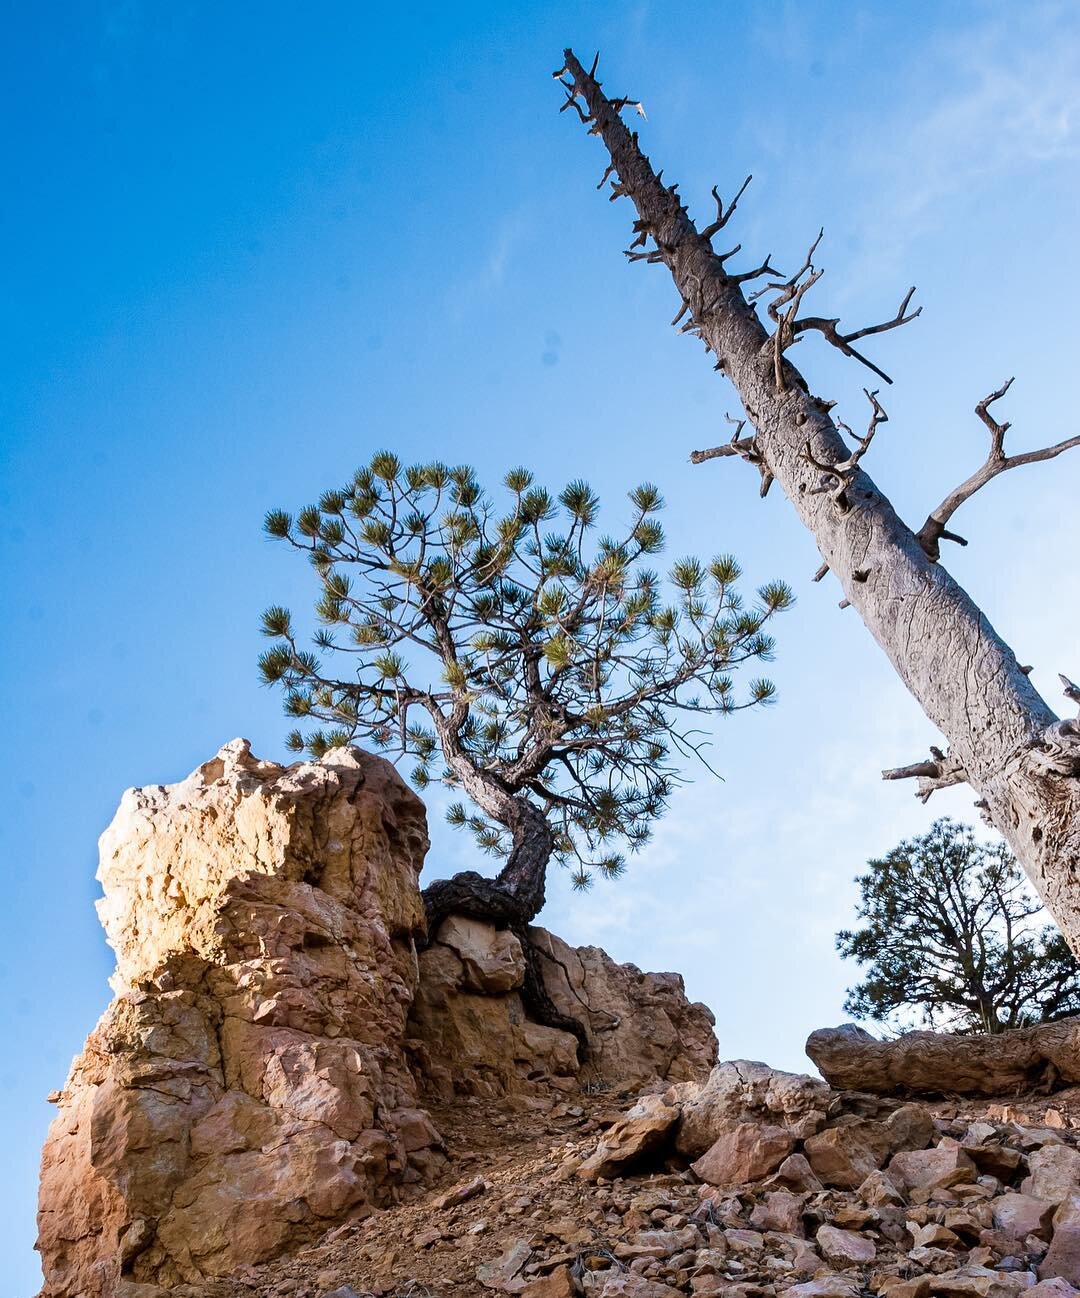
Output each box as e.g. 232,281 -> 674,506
420,794 -> 591,1057
558,50 -> 1080,951
807,1020 -> 1080,1096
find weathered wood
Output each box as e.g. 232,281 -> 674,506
557,49 -> 1080,953
806,1020 -> 1080,1096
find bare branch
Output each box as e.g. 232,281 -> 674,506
801,388 -> 888,511
916,379 -> 1080,560
882,746 -> 968,802
791,287 -> 921,385
690,414 -> 774,496
701,175 -> 752,241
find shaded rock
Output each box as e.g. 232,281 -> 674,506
530,926 -> 718,1087
673,1061 -> 834,1158
410,923 -> 718,1101
691,1121 -> 795,1188
750,1189 -> 806,1233
578,1094 -> 680,1180
776,1152 -> 825,1192
804,1119 -> 892,1189
887,1105 -> 937,1153
438,915 -> 526,993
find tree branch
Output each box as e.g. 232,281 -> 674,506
882,745 -> 968,802
916,378 -> 1080,561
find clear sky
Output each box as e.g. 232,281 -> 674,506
3,2 -> 1079,1290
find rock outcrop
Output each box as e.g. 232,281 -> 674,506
807,1021 -> 1080,1096
408,920 -> 717,1101
38,740 -> 442,1296
37,741 -> 717,1296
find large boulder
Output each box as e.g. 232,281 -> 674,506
670,1060 -> 836,1158
37,741 -> 442,1297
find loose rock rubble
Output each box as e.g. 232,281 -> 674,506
160,1070 -> 1080,1298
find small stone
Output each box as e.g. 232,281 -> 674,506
477,1239 -> 533,1292
860,1170 -> 906,1207
783,1275 -> 861,1298
599,1274 -> 684,1296
522,1266 -> 576,1298
816,1224 -> 877,1267
434,1174 -> 489,1209
889,1146 -> 976,1192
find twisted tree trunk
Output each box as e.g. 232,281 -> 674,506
557,50 -> 1080,951
421,792 -> 590,1056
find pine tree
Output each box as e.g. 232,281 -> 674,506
260,455 -> 791,943
837,819 -> 1080,1035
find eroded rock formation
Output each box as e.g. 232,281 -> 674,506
38,740 -> 442,1296
37,741 -> 717,1296
807,1022 -> 1080,1097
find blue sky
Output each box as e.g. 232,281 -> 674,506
3,2 -> 1079,1290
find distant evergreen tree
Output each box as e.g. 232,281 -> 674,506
260,453 -> 792,938
837,818 -> 1080,1034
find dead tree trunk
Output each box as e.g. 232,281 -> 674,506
807,1020 -> 1080,1096
556,50 -> 1080,951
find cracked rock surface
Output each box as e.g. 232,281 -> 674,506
36,741 -> 716,1297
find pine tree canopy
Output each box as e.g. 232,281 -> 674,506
260,455 -> 792,890
837,817 -> 1080,1034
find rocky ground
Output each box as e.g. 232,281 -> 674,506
174,1081 -> 1080,1298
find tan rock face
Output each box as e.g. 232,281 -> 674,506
690,1120 -> 795,1188
37,741 -> 441,1297
671,1060 -> 835,1159
37,741 -> 719,1296
408,923 -> 717,1100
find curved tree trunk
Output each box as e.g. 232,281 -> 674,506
420,794 -> 591,1057
807,1020 -> 1080,1096
558,50 -> 1080,951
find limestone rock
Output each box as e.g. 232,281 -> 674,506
37,742 -> 440,1297
672,1060 -> 835,1158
